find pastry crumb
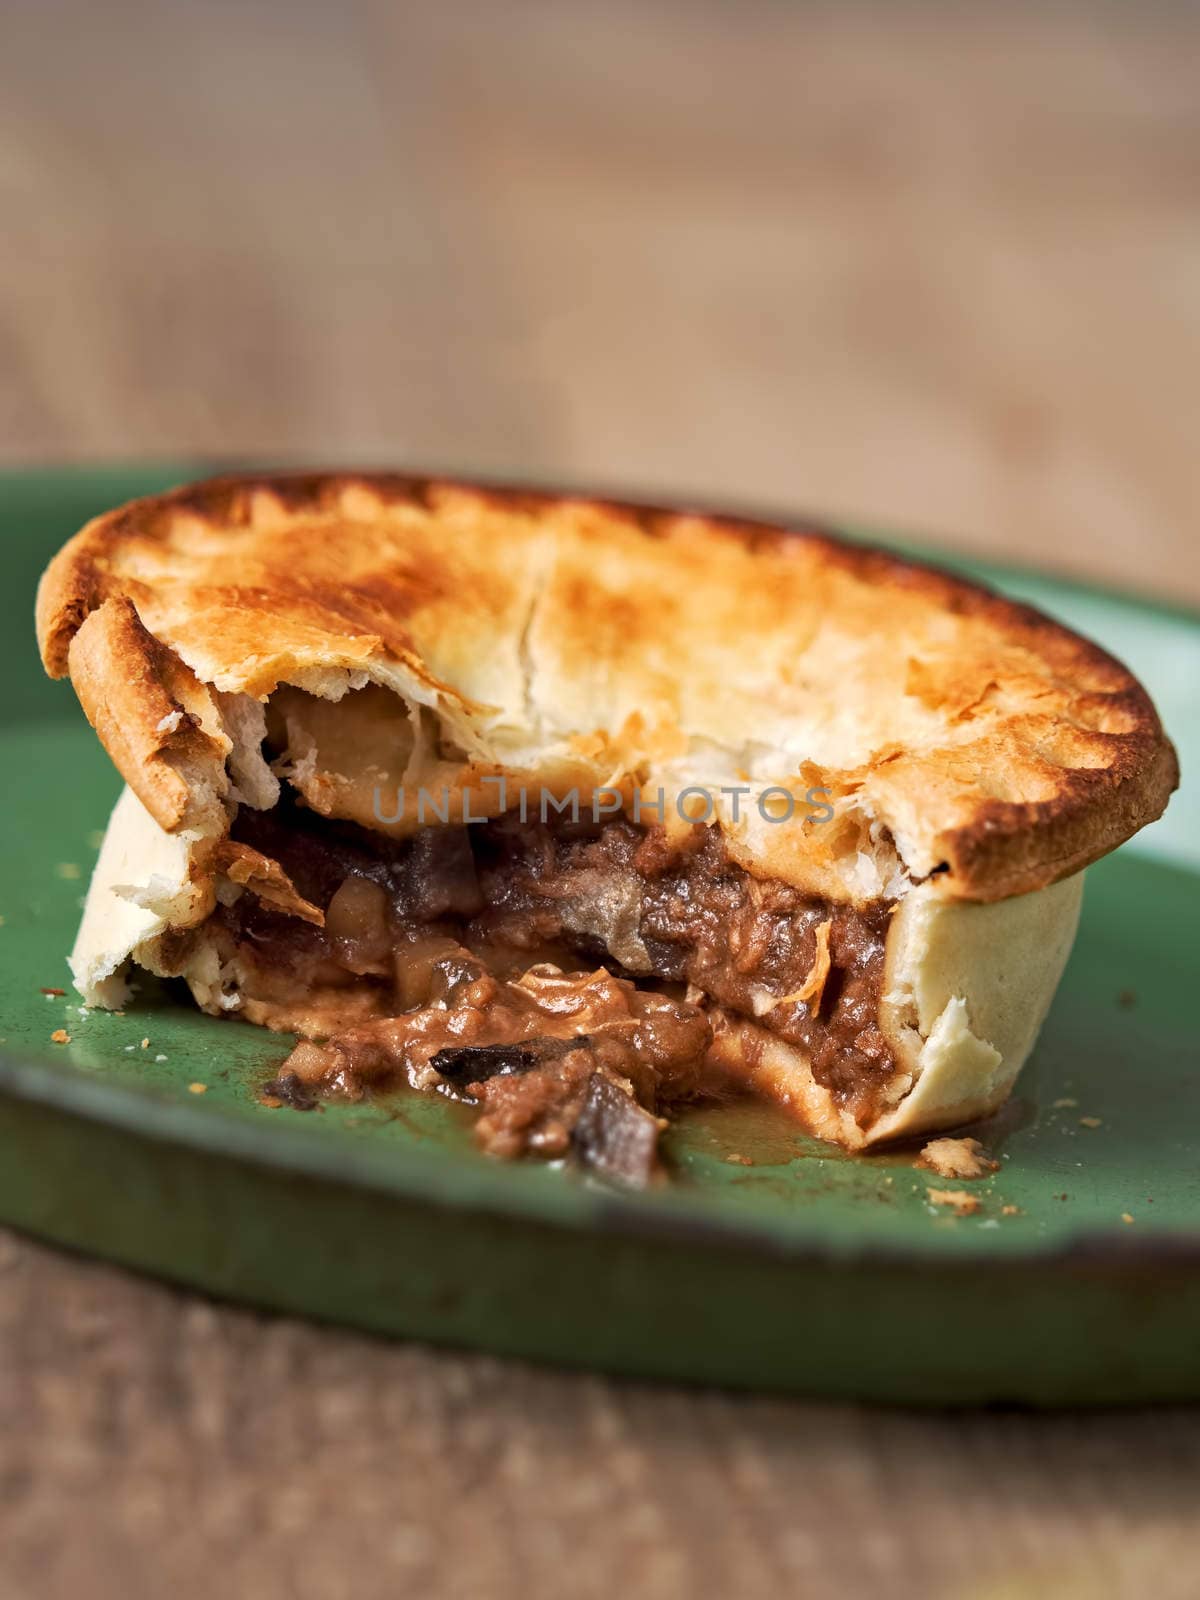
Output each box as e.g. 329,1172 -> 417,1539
724,1153 -> 754,1166
916,1137 -> 999,1180
50,1029 -> 70,1044
1001,1204 -> 1022,1217
1079,1116 -> 1103,1129
187,1082 -> 208,1095
1121,1212 -> 1134,1225
1052,1097 -> 1078,1109
140,1038 -> 150,1049
155,1054 -> 168,1062
40,986 -> 66,997
261,1094 -> 283,1109
926,1187 -> 981,1216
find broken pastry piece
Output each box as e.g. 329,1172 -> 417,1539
37,473 -> 1177,1178
916,1136 -> 1000,1180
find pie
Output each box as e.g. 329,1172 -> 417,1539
36,473 -> 1178,1182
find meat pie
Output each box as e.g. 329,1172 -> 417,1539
36,473 -> 1177,1176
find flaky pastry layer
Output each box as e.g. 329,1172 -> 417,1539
37,472 -> 1176,904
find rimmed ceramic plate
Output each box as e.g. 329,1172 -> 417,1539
2,465 -> 1197,1406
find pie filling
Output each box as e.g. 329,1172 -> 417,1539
210,799 -> 899,1184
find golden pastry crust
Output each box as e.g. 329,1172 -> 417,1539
37,471 -> 1177,902
64,595 -> 232,836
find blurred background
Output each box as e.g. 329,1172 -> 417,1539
3,0 -> 1198,602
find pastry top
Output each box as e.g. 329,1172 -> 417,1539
36,472 -> 1177,903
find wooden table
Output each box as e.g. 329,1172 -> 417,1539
2,4 -> 1198,1595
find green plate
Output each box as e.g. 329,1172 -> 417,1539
2,466 -> 1197,1406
